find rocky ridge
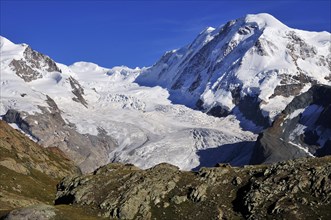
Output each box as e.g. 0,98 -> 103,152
251,84 -> 331,164
2,96 -> 116,174
9,45 -> 61,82
0,120 -> 75,215
55,156 -> 331,220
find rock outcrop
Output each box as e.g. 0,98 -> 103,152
9,46 -> 61,82
251,84 -> 331,164
55,156 -> 331,220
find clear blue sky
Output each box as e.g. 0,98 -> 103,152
1,1 -> 330,68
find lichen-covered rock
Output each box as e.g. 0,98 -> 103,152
242,157 -> 331,219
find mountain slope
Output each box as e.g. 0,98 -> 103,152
2,119 -> 330,219
251,84 -> 331,164
0,120 -> 78,215
0,120 -> 112,219
136,13 -> 330,128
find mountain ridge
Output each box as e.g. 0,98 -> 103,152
136,13 -> 330,127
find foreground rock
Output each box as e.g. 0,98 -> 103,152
56,156 -> 331,219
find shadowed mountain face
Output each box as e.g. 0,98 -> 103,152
251,85 -> 331,164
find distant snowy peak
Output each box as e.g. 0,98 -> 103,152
136,13 -> 331,128
0,36 -> 27,63
69,61 -> 110,74
67,61 -> 142,85
1,37 -> 61,82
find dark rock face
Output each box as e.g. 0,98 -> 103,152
206,105 -> 230,117
68,76 -> 88,107
55,156 -> 331,220
2,96 -> 116,173
9,46 -> 61,82
316,140 -> 331,156
251,84 -> 331,165
2,109 -> 37,141
9,59 -> 42,82
237,95 -> 270,128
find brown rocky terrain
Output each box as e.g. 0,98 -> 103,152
55,157 -> 331,220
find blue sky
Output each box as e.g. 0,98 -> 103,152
1,1 -> 330,68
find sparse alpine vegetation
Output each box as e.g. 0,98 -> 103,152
54,157 -> 331,220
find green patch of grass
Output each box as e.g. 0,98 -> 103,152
0,166 -> 58,204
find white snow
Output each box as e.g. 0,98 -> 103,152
288,141 -> 315,157
287,108 -> 305,120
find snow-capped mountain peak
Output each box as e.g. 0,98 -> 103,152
136,13 -> 330,128
243,13 -> 288,29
